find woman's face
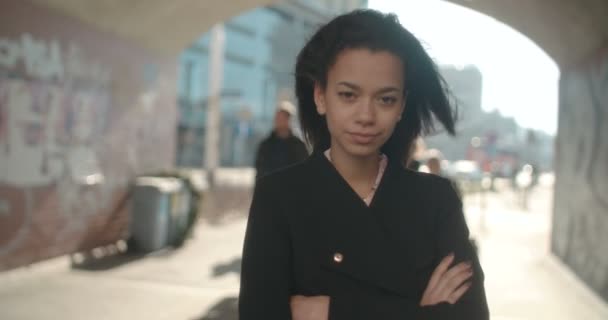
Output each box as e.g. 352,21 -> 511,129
314,48 -> 405,159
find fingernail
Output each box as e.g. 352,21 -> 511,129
448,252 -> 455,258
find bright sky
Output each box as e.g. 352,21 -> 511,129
369,0 -> 559,135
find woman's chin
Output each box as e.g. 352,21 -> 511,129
342,143 -> 382,158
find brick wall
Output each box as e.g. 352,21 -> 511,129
0,0 -> 178,270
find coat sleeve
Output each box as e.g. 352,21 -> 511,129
417,178 -> 490,320
294,139 -> 309,163
238,178 -> 293,319
254,141 -> 268,178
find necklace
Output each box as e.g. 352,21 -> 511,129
324,150 -> 387,204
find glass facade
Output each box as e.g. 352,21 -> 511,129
176,0 -> 367,167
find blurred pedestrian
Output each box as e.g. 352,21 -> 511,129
515,164 -> 535,210
254,101 -> 309,179
426,151 -> 462,198
404,137 -> 423,171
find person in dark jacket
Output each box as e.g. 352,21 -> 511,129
240,9 -> 489,320
254,101 -> 309,179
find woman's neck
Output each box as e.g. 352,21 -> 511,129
328,146 -> 380,196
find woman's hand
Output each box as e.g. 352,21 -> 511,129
289,254 -> 472,318
420,253 -> 473,306
290,295 -> 330,320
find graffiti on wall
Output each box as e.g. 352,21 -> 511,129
554,46 -> 608,301
558,48 -> 608,213
0,33 -> 110,83
0,33 -> 115,256
586,49 -> 608,211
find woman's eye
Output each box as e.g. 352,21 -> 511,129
339,92 -> 356,100
379,96 -> 398,105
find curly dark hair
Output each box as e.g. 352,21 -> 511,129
295,9 -> 457,161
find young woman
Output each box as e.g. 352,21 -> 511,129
239,9 -> 489,320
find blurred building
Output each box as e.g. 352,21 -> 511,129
176,0 -> 367,167
424,65 -> 555,174
442,65 -> 484,120
425,65 -> 485,162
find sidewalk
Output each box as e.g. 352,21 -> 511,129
0,179 -> 607,319
464,181 -> 608,320
0,217 -> 248,320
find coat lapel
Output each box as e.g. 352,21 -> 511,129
309,153 -> 422,298
370,163 -> 436,267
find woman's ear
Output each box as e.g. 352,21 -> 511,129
314,82 -> 327,115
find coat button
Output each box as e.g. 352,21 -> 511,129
333,253 -> 343,263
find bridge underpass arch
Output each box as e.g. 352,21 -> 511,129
2,0 -> 607,307
67,0 -> 603,302
28,0 -> 608,66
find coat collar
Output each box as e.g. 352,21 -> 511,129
306,152 -> 423,297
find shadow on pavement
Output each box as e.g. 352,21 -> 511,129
200,188 -> 252,226
192,296 -> 238,320
71,246 -> 178,271
70,252 -> 146,271
212,257 -> 241,278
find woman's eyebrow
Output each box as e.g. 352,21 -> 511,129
337,82 -> 401,94
337,81 -> 361,90
375,87 -> 401,94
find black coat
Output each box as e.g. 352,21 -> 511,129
239,152 -> 489,319
254,131 -> 309,179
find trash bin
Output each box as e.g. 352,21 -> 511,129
167,183 -> 191,246
130,176 -> 184,252
154,169 -> 205,247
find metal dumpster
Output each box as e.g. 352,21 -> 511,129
130,176 -> 185,252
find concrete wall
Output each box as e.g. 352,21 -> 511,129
0,0 -> 178,270
553,45 -> 608,302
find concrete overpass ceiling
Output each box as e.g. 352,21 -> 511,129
449,0 -> 608,66
30,0 -> 608,66
28,0 -> 275,56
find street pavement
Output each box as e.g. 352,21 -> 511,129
0,175 -> 607,320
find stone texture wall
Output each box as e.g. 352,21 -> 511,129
0,0 -> 178,270
553,44 -> 608,302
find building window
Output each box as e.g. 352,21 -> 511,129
225,52 -> 254,66
266,6 -> 295,22
225,22 -> 256,38
183,60 -> 195,100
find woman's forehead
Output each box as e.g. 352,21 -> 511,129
328,48 -> 405,90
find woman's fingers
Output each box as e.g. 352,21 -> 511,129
432,261 -> 472,296
447,281 -> 472,305
421,259 -> 475,306
427,253 -> 454,291
290,295 -> 330,320
421,254 -> 457,306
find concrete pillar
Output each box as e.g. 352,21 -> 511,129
553,46 -> 608,302
205,24 -> 225,184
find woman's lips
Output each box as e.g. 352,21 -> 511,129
348,132 -> 380,144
